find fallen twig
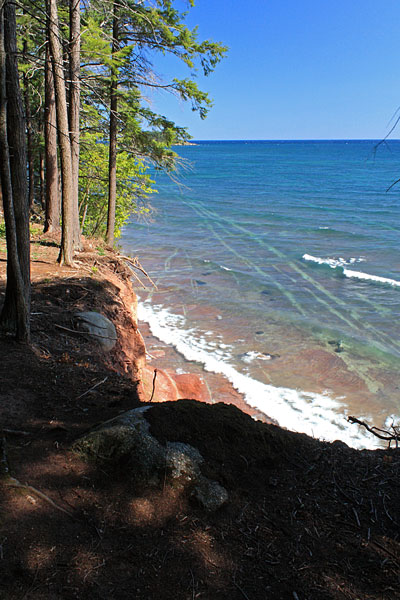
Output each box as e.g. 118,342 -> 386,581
1,437 -> 73,517
369,539 -> 400,567
382,493 -> 397,524
232,579 -> 250,600
127,268 -> 147,289
189,568 -> 195,600
54,323 -> 88,336
149,368 -> 158,402
83,559 -> 106,582
352,507 -> 361,527
119,255 -> 158,289
55,323 -> 115,340
3,429 -> 31,436
5,477 -> 73,517
77,376 -> 108,400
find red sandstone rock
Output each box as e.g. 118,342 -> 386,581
173,372 -> 211,403
101,266 -> 147,381
140,365 -> 211,403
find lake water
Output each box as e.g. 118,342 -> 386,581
121,140 -> 400,448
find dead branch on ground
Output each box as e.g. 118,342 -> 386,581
348,416 -> 400,448
119,255 -> 158,289
149,368 -> 158,402
76,376 -> 108,400
0,436 -> 73,517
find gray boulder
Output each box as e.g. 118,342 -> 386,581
73,406 -> 165,483
193,478 -> 229,512
165,441 -> 203,484
74,311 -> 117,351
73,406 -> 228,511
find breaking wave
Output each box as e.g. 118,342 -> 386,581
302,254 -> 400,288
138,299 -> 376,449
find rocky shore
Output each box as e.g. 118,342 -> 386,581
1,234 -> 400,599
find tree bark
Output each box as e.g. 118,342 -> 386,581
0,2 -> 30,342
47,0 -> 75,265
106,4 -> 119,248
44,41 -> 60,233
69,0 -> 81,250
39,146 -> 45,209
23,39 -> 34,209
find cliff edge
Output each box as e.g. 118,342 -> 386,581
1,235 -> 400,600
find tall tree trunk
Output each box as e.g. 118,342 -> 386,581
44,41 -> 60,233
0,2 -> 30,342
23,39 -> 34,208
106,4 -> 119,248
39,118 -> 45,209
47,0 -> 74,265
39,148 -> 45,209
24,88 -> 34,208
69,0 -> 81,249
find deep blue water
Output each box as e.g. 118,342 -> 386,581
121,141 -> 400,447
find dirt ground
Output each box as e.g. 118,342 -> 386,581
1,233 -> 400,600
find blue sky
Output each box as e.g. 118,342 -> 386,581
149,0 -> 400,140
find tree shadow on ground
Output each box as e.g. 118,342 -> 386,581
1,277 -> 400,599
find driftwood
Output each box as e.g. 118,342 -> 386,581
348,416 -> 400,448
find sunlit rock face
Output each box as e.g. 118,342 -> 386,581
140,366 -> 211,404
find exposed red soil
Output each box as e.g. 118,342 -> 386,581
1,234 -> 400,600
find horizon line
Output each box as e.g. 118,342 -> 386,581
189,138 -> 400,142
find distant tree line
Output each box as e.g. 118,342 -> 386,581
0,0 -> 226,341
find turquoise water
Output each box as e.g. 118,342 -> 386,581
121,140 -> 400,448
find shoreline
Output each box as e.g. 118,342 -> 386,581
2,236 -> 400,599
121,138 -> 400,450
135,291 -> 386,449
139,319 -> 273,424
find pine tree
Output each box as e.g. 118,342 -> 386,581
4,0 -> 227,256
44,39 -> 60,233
69,0 -> 82,250
82,0 -> 227,245
46,0 -> 75,265
0,0 -> 30,342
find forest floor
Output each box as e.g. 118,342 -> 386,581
1,232 -> 400,600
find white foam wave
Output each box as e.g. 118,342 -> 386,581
303,254 -> 400,288
220,265 -> 232,271
175,368 -> 189,375
241,351 -> 271,364
138,301 -> 376,449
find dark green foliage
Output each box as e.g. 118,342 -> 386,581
14,0 -> 227,240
